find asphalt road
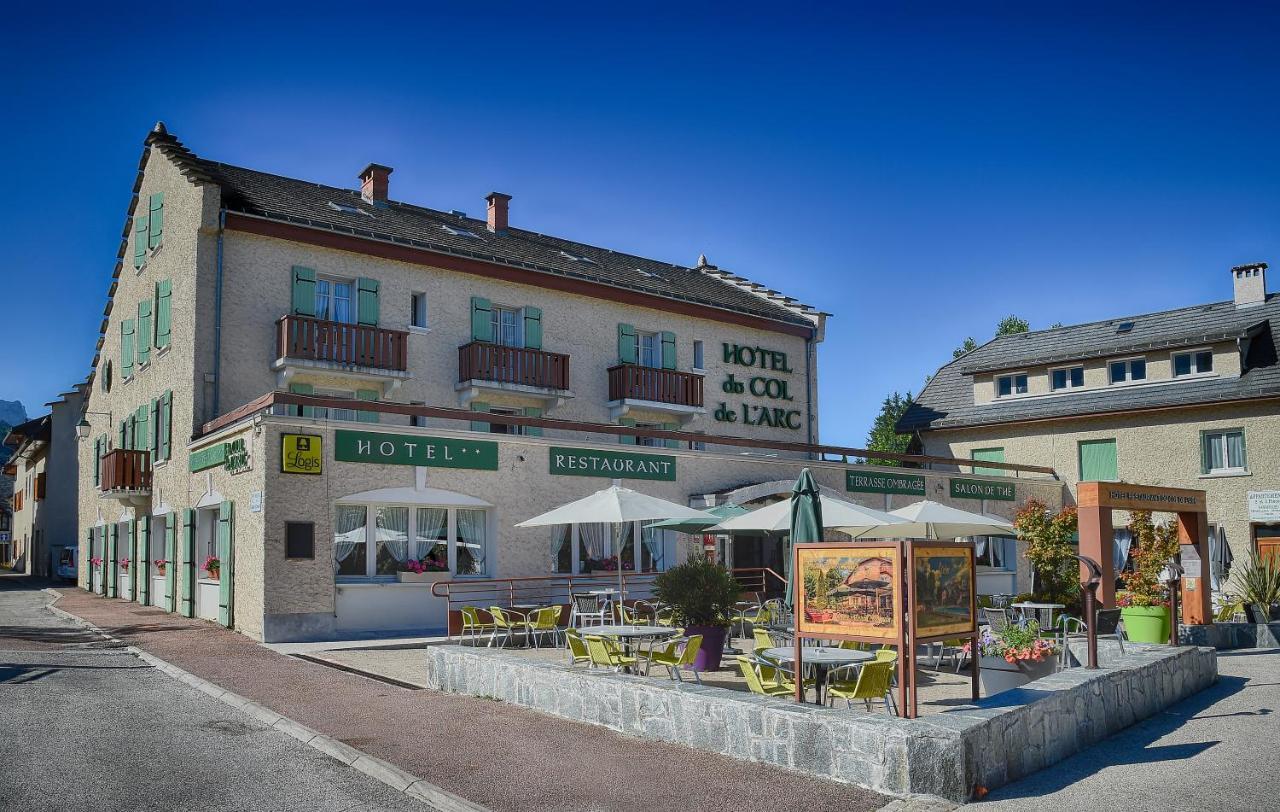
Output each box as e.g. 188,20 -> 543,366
0,576 -> 430,812
979,647 -> 1280,811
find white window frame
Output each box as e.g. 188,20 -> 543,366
636,331 -> 661,369
995,371 -> 1029,399
410,292 -> 429,330
1202,429 -> 1247,475
634,421 -> 664,448
692,340 -> 705,372
315,276 -> 357,324
486,406 -> 526,436
1171,347 -> 1214,378
314,388 -> 358,422
335,503 -> 493,580
490,305 -> 523,348
1049,364 -> 1085,391
551,521 -> 674,575
1107,356 -> 1148,386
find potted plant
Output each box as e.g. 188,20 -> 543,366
969,620 -> 1060,696
653,555 -> 740,671
1237,552 -> 1280,622
397,553 -> 450,583
203,555 -> 221,580
119,557 -> 131,573
1118,511 -> 1180,643
153,559 -> 167,576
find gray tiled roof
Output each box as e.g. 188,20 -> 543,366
898,292 -> 1280,432
148,127 -> 818,330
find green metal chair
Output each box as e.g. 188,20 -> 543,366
644,634 -> 704,684
488,606 -> 527,648
527,606 -> 563,648
618,603 -> 650,626
584,634 -> 638,672
826,659 -> 899,714
460,606 -> 496,645
564,628 -> 592,667
735,655 -> 792,697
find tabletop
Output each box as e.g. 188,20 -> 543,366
1011,602 -> 1065,610
585,625 -> 677,639
762,647 -> 874,666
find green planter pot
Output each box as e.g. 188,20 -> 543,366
1121,605 -> 1171,644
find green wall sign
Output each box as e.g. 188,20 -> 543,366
950,478 -> 1016,501
335,430 -> 498,470
190,438 -> 252,474
190,443 -> 227,472
846,470 -> 926,496
549,446 -> 676,481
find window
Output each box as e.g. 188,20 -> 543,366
411,292 -> 428,328
1050,366 -> 1084,391
415,508 -> 448,569
972,447 -> 1005,476
995,374 -> 1028,398
1108,358 -> 1147,384
1201,429 -> 1247,474
552,521 -> 672,574
486,407 -> 525,435
635,421 -> 664,447
315,389 -> 358,422
410,401 -> 427,428
335,504 -> 490,578
490,306 -> 523,347
1078,439 -> 1119,481
973,537 -> 1011,570
315,278 -> 355,323
637,332 -> 661,368
693,340 -> 705,370
1173,350 -> 1213,377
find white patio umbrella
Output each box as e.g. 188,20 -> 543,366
710,493 -> 905,536
515,483 -> 717,601
843,499 -> 1016,539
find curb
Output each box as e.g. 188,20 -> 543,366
42,589 -> 490,812
874,795 -> 960,812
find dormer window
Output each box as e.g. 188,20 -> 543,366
1173,350 -> 1213,378
1050,366 -> 1084,391
996,373 -> 1028,398
1109,357 -> 1147,385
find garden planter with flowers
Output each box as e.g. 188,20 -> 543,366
398,557 -> 451,583
1116,511 -> 1181,644
118,558 -> 133,600
151,560 -> 168,607
970,620 -> 1060,697
1118,603 -> 1171,644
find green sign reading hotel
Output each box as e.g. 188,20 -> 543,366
189,443 -> 228,473
950,478 -> 1016,501
549,446 -> 677,481
334,430 -> 498,470
845,470 -> 926,496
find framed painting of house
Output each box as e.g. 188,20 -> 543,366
795,542 -> 903,641
910,542 -> 977,641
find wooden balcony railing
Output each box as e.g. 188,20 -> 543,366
100,449 -> 152,493
458,341 -> 570,391
277,315 -> 408,372
607,363 -> 704,407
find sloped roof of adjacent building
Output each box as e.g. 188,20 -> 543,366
898,291 -> 1280,432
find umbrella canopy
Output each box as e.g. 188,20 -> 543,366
647,504 -> 749,534
711,493 -> 904,535
844,499 -> 1016,540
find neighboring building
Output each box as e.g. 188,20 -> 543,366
77,123 -> 1061,642
900,263 -> 1280,591
3,387 -> 84,577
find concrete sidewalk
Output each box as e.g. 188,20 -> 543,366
52,588 -> 888,812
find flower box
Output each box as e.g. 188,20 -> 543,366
397,570 -> 450,583
979,654 -> 1057,696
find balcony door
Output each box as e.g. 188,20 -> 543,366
637,331 -> 661,368
315,278 -> 355,324
490,306 -> 523,348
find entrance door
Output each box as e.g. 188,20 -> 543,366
1257,524 -> 1280,564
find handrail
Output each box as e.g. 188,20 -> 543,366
458,340 -> 570,390
100,448 -> 152,492
276,314 -> 409,371
607,363 -> 704,407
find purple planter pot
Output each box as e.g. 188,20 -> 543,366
687,625 -> 728,672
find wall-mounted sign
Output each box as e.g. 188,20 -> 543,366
950,478 -> 1015,501
712,342 -> 803,431
847,470 -> 926,496
189,443 -> 227,473
334,430 -> 498,470
549,447 -> 676,481
1078,482 -> 1205,513
224,438 -> 251,475
1248,491 -> 1280,522
281,434 -> 323,475
189,437 -> 251,475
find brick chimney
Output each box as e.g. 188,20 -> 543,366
486,192 -> 511,233
1232,262 -> 1268,307
359,163 -> 393,205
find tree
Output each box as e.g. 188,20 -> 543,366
951,337 -> 978,359
1122,511 -> 1180,607
864,391 -> 913,466
1015,498 -> 1080,608
995,315 -> 1030,336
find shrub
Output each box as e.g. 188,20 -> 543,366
1015,499 -> 1080,609
653,555 -> 740,628
1124,511 -> 1180,607
1238,553 -> 1280,610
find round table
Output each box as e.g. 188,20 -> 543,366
762,646 -> 874,704
1010,602 -> 1065,629
586,624 -> 678,670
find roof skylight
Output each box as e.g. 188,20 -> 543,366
441,224 -> 481,239
1116,321 -> 1135,334
327,200 -> 360,215
559,250 -> 598,265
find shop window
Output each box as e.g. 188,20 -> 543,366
1173,350 -> 1213,377
995,373 -> 1027,398
373,506 -> 410,575
335,503 -> 489,578
334,505 -> 368,576
415,508 -> 449,569
1201,429 -> 1246,474
286,522 -> 315,559
551,521 -> 671,574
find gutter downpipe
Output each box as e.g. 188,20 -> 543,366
212,208 -> 226,418
805,332 -> 816,456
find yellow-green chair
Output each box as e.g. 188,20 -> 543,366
584,634 -> 638,672
527,606 -> 562,648
654,607 -> 676,627
752,628 -> 775,653
839,640 -> 871,651
460,606 -> 495,645
645,634 -> 704,684
735,655 -> 792,697
826,659 -> 899,714
619,603 -> 650,626
564,628 -> 591,667
488,606 -> 526,648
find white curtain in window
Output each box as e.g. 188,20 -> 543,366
641,525 -> 665,571
1226,432 -> 1245,468
334,506 -> 366,563
579,523 -> 609,562
1208,435 -> 1225,471
971,536 -> 988,560
1113,529 -> 1133,574
376,507 -> 410,563
551,525 -> 572,573
414,507 -> 447,560
456,509 -> 487,575
333,282 -> 353,323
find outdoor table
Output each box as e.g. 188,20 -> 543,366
1011,602 -> 1065,629
588,588 -> 619,619
586,624 -> 678,670
762,646 -> 873,704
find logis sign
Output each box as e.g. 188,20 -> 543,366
712,342 -> 803,431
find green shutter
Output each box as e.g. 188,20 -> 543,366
158,391 -> 172,461
356,278 -> 379,326
971,447 -> 1005,477
218,501 -> 234,628
523,406 -> 543,437
107,525 -> 118,598
661,331 -> 677,370
121,319 -> 136,378
127,521 -> 138,600
356,389 -> 380,423
180,509 -> 196,618
154,280 -> 172,348
164,514 -> 177,612
117,420 -> 127,449
619,417 -> 637,446
134,405 -> 149,454
148,192 -> 164,249
133,215 -> 148,270
93,437 -> 102,486
291,266 -> 317,317
288,382 -> 315,418
98,530 -> 108,594
137,299 -> 152,365
83,527 -> 94,591
523,307 -> 543,350
618,324 -> 637,365
136,516 -> 150,605
471,297 -> 493,342
470,401 -> 490,433
1078,439 -> 1118,482
663,422 -> 680,449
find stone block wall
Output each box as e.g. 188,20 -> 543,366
1179,622 -> 1280,650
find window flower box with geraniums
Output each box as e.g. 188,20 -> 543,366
203,556 -> 220,580
153,559 -> 167,576
968,619 -> 1060,696
90,556 -> 103,568
119,557 -> 131,572
397,554 -> 451,583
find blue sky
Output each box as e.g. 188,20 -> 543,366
3,3 -> 1279,445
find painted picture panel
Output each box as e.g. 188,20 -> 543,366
912,545 -> 976,638
796,545 -> 900,640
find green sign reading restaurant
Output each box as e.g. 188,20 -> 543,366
845,470 -> 926,496
950,477 -> 1016,501
549,447 -> 676,481
334,430 -> 498,470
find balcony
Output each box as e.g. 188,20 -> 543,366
607,363 -> 705,423
100,449 -> 151,502
273,315 -> 412,393
455,341 -> 574,410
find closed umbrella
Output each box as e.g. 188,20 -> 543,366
787,469 -> 824,609
845,500 -> 1016,539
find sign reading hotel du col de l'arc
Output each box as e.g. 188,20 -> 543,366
712,342 -> 803,431
548,446 -> 677,481
334,430 -> 499,470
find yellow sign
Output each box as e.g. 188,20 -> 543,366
281,434 -> 323,475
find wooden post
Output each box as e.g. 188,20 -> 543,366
1177,511 -> 1211,626
1077,488 -> 1116,608
904,541 -> 917,719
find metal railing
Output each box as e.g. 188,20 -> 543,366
458,341 -> 570,390
276,314 -> 409,371
607,363 -> 704,407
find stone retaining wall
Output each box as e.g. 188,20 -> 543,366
423,643 -> 1216,802
1179,622 -> 1280,650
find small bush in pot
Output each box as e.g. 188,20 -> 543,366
1117,510 -> 1181,642
1238,553 -> 1280,621
653,556 -> 740,671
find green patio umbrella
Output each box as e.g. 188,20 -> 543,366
646,504 -> 749,534
787,468 -> 824,608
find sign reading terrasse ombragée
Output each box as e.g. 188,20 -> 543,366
846,470 -> 926,496
549,446 -> 676,481
334,430 -> 498,470
950,478 -> 1015,501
